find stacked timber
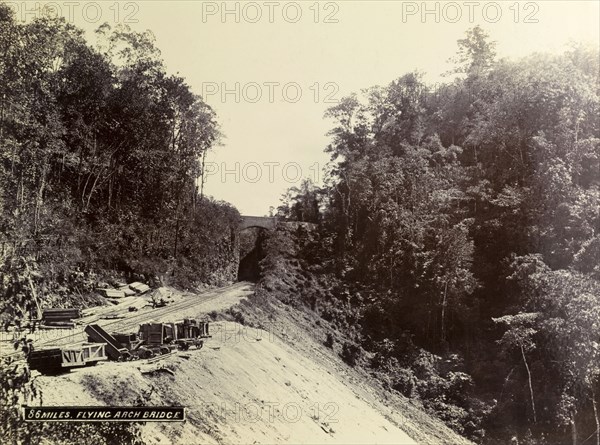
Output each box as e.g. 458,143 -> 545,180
40,308 -> 81,328
119,285 -> 137,297
129,282 -> 150,295
96,282 -> 150,298
96,288 -> 126,298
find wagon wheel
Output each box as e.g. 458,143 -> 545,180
118,352 -> 132,362
137,347 -> 153,359
196,341 -> 204,350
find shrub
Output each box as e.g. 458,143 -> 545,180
324,332 -> 335,348
226,307 -> 246,325
391,367 -> 418,398
340,342 -> 361,366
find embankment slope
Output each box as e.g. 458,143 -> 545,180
35,291 -> 472,445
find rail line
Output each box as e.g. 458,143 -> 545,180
90,281 -> 250,336
3,281 -> 253,356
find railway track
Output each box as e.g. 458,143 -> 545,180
83,282 -> 248,334
4,281 -> 253,357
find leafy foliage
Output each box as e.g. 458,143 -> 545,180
271,27 -> 599,444
0,5 -> 239,443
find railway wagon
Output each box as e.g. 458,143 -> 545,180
173,319 -> 210,350
85,324 -> 130,361
84,320 -> 212,361
28,343 -> 107,374
138,322 -> 178,354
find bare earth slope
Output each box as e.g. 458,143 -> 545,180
34,286 -> 472,445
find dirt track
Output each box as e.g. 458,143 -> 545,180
0,282 -> 254,355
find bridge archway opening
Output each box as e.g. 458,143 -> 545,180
237,227 -> 268,282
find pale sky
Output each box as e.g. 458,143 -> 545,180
10,1 -> 600,215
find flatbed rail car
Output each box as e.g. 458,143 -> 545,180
28,343 -> 107,374
173,319 -> 211,350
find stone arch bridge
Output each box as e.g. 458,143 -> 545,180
239,216 -> 317,231
239,216 -> 278,231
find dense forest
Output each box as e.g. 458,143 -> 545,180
0,4 -> 240,318
275,27 -> 600,445
0,5 -> 238,442
1,2 -> 598,443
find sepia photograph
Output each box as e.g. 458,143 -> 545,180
0,1 -> 599,444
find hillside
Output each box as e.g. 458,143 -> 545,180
33,288 -> 471,445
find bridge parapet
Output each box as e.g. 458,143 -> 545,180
239,216 -> 277,231
239,216 -> 318,231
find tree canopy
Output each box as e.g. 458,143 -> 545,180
277,27 -> 599,444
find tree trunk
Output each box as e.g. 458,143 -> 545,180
19,173 -> 24,210
81,171 -> 92,208
24,260 -> 42,320
0,92 -> 5,142
34,161 -> 48,234
108,175 -> 113,210
199,150 -> 207,200
85,168 -> 104,212
571,414 -> 577,445
520,344 -> 537,423
592,384 -> 599,445
171,217 -> 180,278
441,279 -> 449,343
